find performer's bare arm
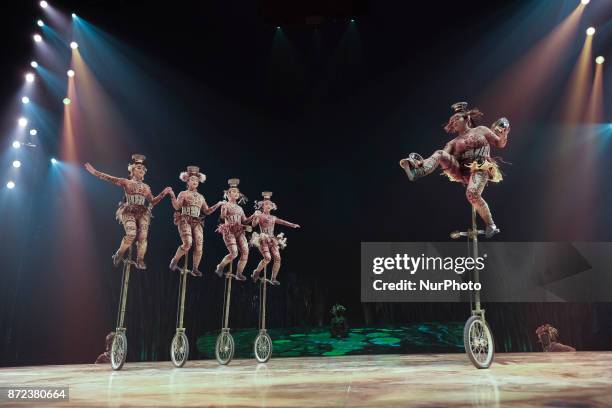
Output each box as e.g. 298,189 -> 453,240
243,213 -> 255,224
202,199 -> 223,215
84,163 -> 128,187
276,217 -> 300,228
251,210 -> 261,227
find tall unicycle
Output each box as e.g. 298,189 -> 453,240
451,206 -> 495,369
170,255 -> 190,367
215,261 -> 236,365
254,264 -> 273,363
110,246 -> 135,371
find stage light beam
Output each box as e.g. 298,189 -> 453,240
581,0 -> 590,4
63,97 -> 71,105
30,129 -> 38,136
12,160 -> 21,168
586,27 -> 595,36
51,158 -> 58,164
21,96 -> 30,104
30,61 -> 38,68
37,19 -> 44,27
40,1 -> 48,9
70,41 -> 78,49
67,69 -> 75,77
25,73 -> 35,83
595,56 -> 605,65
34,34 -> 42,43
18,117 -> 28,128
12,141 -> 21,149
6,181 -> 15,189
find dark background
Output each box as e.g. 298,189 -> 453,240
1,0 -> 611,366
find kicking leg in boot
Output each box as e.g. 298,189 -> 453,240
466,171 -> 499,238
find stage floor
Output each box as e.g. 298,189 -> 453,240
1,352 -> 611,407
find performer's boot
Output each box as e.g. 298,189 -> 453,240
485,224 -> 500,238
135,240 -> 147,270
399,158 -> 428,182
169,257 -> 179,272
169,247 -> 186,272
251,260 -> 266,282
270,263 -> 281,286
191,251 -> 203,277
112,250 -> 124,267
215,260 -> 229,277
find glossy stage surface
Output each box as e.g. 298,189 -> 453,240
1,352 -> 611,407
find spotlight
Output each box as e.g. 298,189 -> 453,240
71,13 -> 76,18
30,129 -> 38,136
70,41 -> 78,49
350,18 -> 355,23
30,61 -> 38,68
40,1 -> 48,8
25,73 -> 35,83
581,0 -> 590,4
51,158 -> 58,164
12,141 -> 21,149
33,34 -> 42,43
37,19 -> 44,27
63,97 -> 71,105
6,181 -> 15,190
18,117 -> 28,128
595,56 -> 605,65
586,27 -> 595,36
67,69 -> 75,77
12,160 -> 21,168
21,96 -> 30,104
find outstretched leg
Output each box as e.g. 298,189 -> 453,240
170,219 -> 192,272
114,213 -> 137,267
216,233 -> 238,277
400,150 -> 461,181
191,223 -> 204,277
252,241 -> 271,282
270,243 -> 282,285
135,214 -> 150,269
466,170 -> 499,237
235,233 -> 249,280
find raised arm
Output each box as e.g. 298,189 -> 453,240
276,217 -> 300,228
169,190 -> 184,211
148,186 -> 172,207
481,119 -> 510,149
202,199 -> 223,215
84,163 -> 127,187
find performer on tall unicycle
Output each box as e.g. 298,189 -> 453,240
399,102 -> 510,238
250,191 -> 300,286
168,166 -> 223,277
85,154 -> 171,269
214,178 -> 252,281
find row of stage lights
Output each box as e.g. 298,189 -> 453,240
7,1 -> 74,189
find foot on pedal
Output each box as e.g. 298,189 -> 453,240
169,257 -> 179,272
235,273 -> 247,281
135,259 -> 147,270
485,224 -> 500,238
251,270 -> 260,282
270,279 -> 280,286
112,251 -> 123,267
215,264 -> 225,277
191,269 -> 203,277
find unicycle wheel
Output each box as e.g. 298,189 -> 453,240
170,331 -> 189,368
254,331 -> 272,363
110,331 -> 127,371
215,331 -> 235,365
464,315 -> 494,369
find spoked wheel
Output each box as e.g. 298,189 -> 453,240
110,331 -> 127,371
170,331 -> 189,368
215,331 -> 235,365
464,315 -> 494,369
254,331 -> 272,363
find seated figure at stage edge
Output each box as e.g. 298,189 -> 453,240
168,166 -> 223,277
250,191 -> 300,286
215,178 -> 253,281
85,154 -> 172,269
399,102 -> 510,238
